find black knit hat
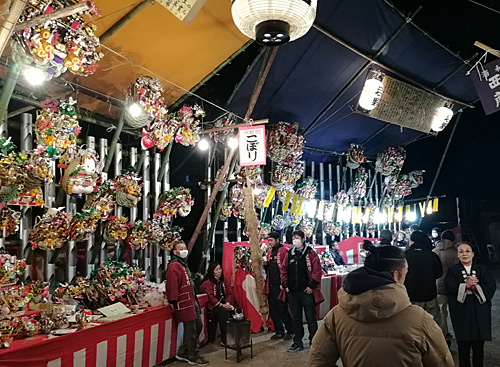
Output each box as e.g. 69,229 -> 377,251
267,231 -> 280,240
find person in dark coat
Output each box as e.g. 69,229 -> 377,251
263,232 -> 293,341
404,230 -> 443,324
445,242 -> 496,367
328,241 -> 346,266
431,227 -> 442,247
166,240 -> 208,366
200,262 -> 234,346
379,229 -> 393,246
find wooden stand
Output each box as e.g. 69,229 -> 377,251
224,319 -> 253,363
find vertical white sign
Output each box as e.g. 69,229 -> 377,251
238,125 -> 267,167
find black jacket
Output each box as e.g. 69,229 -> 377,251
404,245 -> 443,302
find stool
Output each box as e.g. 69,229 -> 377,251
224,319 -> 253,363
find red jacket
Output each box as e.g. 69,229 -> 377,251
200,278 -> 234,310
165,261 -> 197,322
264,246 -> 289,295
279,245 -> 325,305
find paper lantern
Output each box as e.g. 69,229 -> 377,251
359,78 -> 384,111
431,106 -> 453,132
231,0 -> 318,46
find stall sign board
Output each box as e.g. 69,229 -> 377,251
238,125 -> 266,167
470,59 -> 500,115
156,0 -> 207,23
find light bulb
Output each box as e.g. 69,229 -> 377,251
228,137 -> 238,150
374,211 -> 387,224
407,211 -> 417,222
24,67 -> 46,86
198,139 -> 209,151
128,102 -> 143,117
253,187 -> 262,195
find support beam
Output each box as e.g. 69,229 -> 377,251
312,19 -> 474,109
187,46 -> 279,254
0,63 -> 19,137
474,41 -> 500,58
418,111 -> 462,226
158,143 -> 173,183
103,110 -> 125,173
99,1 -> 151,44
0,0 -> 26,57
200,119 -> 268,135
13,2 -> 91,32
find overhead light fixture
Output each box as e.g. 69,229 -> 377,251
228,136 -> 239,150
431,104 -> 454,132
359,72 -> 384,111
198,139 -> 210,151
407,211 -> 417,222
231,0 -> 318,46
128,102 -> 143,118
23,67 -> 46,86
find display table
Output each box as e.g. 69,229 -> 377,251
0,294 -> 209,367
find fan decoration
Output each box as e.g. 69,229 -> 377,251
150,216 -> 183,250
346,144 -> 366,169
68,210 -> 101,242
229,184 -> 245,218
126,221 -> 152,250
384,175 -> 412,202
82,180 -> 115,219
276,182 -> 295,203
297,177 -> 317,199
299,218 -> 314,238
23,147 -> 53,190
271,214 -> 285,231
103,217 -> 132,245
29,209 -> 72,250
333,191 -> 354,207
375,146 -> 406,176
155,187 -> 194,220
236,165 -> 262,186
219,201 -> 233,221
260,223 -> 272,238
351,167 -> 369,198
0,208 -> 21,237
61,146 -> 101,196
209,115 -> 235,142
267,122 -> 305,163
323,221 -> 341,236
35,98 -> 81,155
113,169 -> 142,208
174,105 -> 204,147
14,0 -> 103,79
272,160 -> 304,188
126,76 -> 167,128
408,170 -> 425,188
0,156 -> 27,203
0,252 -> 26,285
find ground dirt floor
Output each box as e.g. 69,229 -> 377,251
165,266 -> 500,367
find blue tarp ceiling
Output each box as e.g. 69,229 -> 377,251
228,0 -> 478,162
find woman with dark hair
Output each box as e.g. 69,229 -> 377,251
309,242 -> 453,367
445,242 -> 496,367
200,262 -> 234,345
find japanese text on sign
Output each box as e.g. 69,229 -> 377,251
471,59 -> 500,115
238,125 -> 267,167
156,0 -> 207,23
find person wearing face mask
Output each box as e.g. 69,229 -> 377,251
431,227 -> 442,247
200,262 -> 234,346
165,240 -> 209,366
263,232 -> 294,341
308,242 -> 453,367
445,242 -> 496,367
279,230 -> 324,352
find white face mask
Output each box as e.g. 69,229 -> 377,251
292,239 -> 303,249
178,249 -> 189,259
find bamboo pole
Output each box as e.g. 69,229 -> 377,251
0,0 -> 26,57
474,41 -> 500,58
85,136 -> 96,276
0,64 -> 19,137
103,110 -> 125,173
13,2 -> 91,32
20,113 -> 33,280
129,147 -> 139,267
99,1 -> 151,44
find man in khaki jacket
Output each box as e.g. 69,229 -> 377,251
308,242 -> 453,367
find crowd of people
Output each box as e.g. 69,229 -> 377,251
164,225 -> 496,367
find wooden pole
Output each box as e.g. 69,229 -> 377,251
103,110 -> 126,173
0,0 -> 26,57
200,119 -> 269,134
13,2 -> 91,32
473,41 -> 500,58
187,46 -> 279,254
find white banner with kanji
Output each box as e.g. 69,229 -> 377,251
238,125 -> 267,167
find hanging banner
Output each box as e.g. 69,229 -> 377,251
470,59 -> 500,115
283,192 -> 293,212
156,0 -> 208,24
263,187 -> 276,208
238,125 -> 267,167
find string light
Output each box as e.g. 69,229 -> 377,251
228,136 -> 238,150
198,139 -> 209,151
23,67 -> 46,86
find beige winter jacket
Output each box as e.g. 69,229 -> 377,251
308,283 -> 454,367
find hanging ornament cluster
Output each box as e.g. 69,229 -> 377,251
384,175 -> 412,202
103,217 -> 132,245
323,221 -> 341,236
0,208 -> 21,237
0,155 -> 27,203
236,165 -> 262,186
254,183 -> 272,208
125,76 -> 167,128
61,146 -> 101,196
271,214 -> 284,231
333,191 -> 354,206
234,246 -> 252,273
29,209 -> 72,250
209,115 -> 235,143
260,223 -> 272,238
408,170 -> 425,188
14,0 -> 103,79
0,252 -> 26,286
219,201 -> 233,221
346,144 -> 366,169
229,184 -> 245,218
82,180 -> 115,219
276,182 -> 295,203
113,169 -> 142,208
272,160 -> 304,188
351,167 -> 369,199
24,147 -> 53,189
299,218 -> 314,238
68,210 -> 101,242
267,122 -> 305,163
126,221 -> 152,250
297,177 -> 317,199
155,187 -> 194,220
375,146 -> 406,176
35,98 -> 81,155
175,106 -> 204,147
150,216 -> 183,250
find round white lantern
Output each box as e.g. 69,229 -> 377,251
359,78 -> 384,111
431,106 -> 453,132
231,0 -> 318,46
